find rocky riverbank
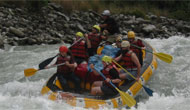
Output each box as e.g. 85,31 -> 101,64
0,3 -> 190,49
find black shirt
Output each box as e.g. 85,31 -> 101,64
102,17 -> 120,35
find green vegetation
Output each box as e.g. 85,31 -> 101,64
0,0 -> 190,21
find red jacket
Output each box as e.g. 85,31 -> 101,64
130,39 -> 144,58
71,40 -> 88,58
56,55 -> 73,75
121,51 -> 137,69
88,33 -> 102,49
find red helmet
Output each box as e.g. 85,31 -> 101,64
59,45 -> 68,53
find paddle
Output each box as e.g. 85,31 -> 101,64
94,68 -> 136,108
130,44 -> 173,64
39,55 -> 58,70
24,63 -> 65,77
38,37 -> 84,70
112,60 -> 154,96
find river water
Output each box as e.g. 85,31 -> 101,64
0,36 -> 190,110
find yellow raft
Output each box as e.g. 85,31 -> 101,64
41,39 -> 158,109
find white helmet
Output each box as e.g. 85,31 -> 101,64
102,10 -> 110,16
121,41 -> 130,48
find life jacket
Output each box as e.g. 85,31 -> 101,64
88,33 -> 102,49
102,64 -> 119,88
89,64 -> 118,83
74,63 -> 88,80
101,65 -> 113,79
130,39 -> 141,59
121,50 -> 137,69
89,71 -> 102,82
71,40 -> 88,58
56,55 -> 72,75
130,39 -> 144,65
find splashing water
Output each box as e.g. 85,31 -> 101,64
0,36 -> 190,110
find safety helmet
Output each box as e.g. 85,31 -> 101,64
116,35 -> 122,42
127,31 -> 135,39
59,45 -> 68,53
93,25 -> 101,32
103,30 -> 109,36
121,41 -> 130,48
102,55 -> 112,63
102,10 -> 110,16
76,32 -> 84,37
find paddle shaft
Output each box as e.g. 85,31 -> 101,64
112,60 -> 136,80
44,38 -> 83,62
25,63 -> 65,77
94,68 -> 117,89
40,62 -> 66,71
39,55 -> 58,69
131,43 -> 173,64
46,63 -> 65,69
113,60 -> 153,96
38,37 -> 83,70
69,37 -> 84,48
94,68 -> 136,107
130,43 -> 149,52
131,42 -> 168,56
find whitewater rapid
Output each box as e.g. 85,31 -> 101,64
0,36 -> 189,110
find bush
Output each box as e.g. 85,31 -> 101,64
123,9 -> 146,18
170,10 -> 190,21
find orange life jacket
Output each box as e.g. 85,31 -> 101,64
71,40 -> 88,58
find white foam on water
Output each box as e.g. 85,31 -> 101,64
0,36 -> 190,110
133,93 -> 190,110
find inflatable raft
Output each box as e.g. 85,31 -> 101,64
41,39 -> 158,109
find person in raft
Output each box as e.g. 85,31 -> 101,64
115,41 -> 141,81
85,25 -> 106,56
55,45 -> 81,92
70,32 -> 91,65
99,10 -> 120,35
90,55 -> 121,96
127,31 -> 145,66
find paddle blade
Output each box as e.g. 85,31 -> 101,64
116,88 -> 136,108
39,56 -> 57,69
142,85 -> 153,96
41,86 -> 50,95
157,53 -> 173,60
24,68 -> 38,77
48,92 -> 57,101
155,52 -> 173,64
